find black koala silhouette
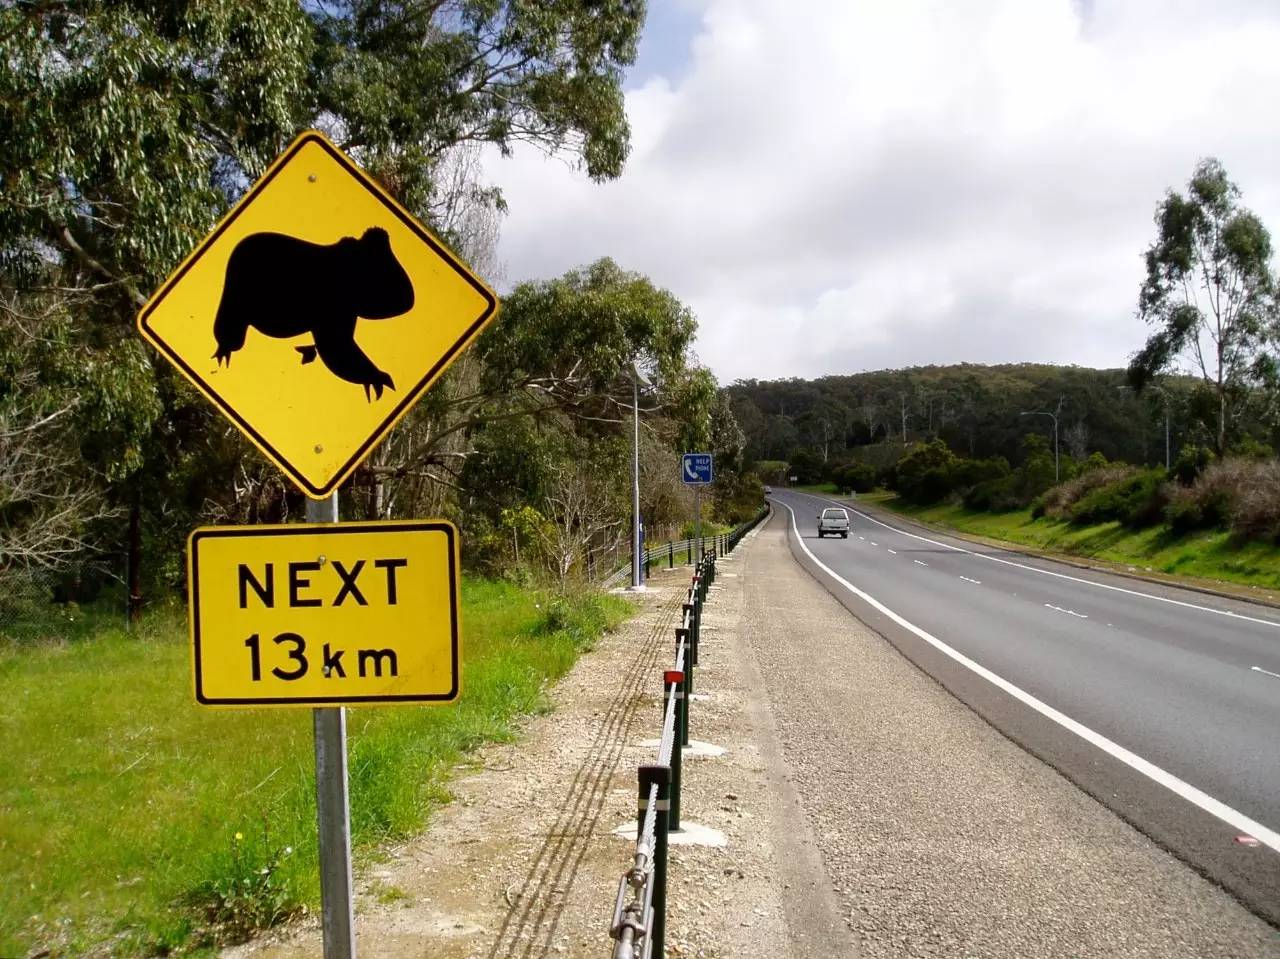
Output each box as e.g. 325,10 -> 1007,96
212,227 -> 414,400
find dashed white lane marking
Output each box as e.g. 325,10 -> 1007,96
822,494 -> 1280,631
858,536 -> 865,541
1045,603 -> 1089,619
870,541 -> 878,546
960,576 -> 981,585
1251,665 -> 1280,680
781,500 -> 1280,855
913,560 -> 929,567
887,549 -> 898,555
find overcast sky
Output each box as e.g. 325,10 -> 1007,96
484,0 -> 1280,385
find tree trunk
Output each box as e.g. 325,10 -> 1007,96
367,470 -> 383,520
1218,388 -> 1227,456
127,498 -> 142,625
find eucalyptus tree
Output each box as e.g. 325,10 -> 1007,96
2,0 -> 647,599
1128,158 -> 1279,454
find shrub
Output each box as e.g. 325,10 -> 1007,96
1229,436 -> 1275,460
1164,485 -> 1210,534
831,461 -> 876,495
891,440 -> 960,504
1231,459 -> 1280,542
1069,469 -> 1168,527
1169,445 -> 1214,486
1169,458 -> 1252,533
963,475 -> 1024,512
1038,465 -> 1136,520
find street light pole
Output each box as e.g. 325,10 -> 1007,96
1019,410 -> 1059,482
630,363 -> 651,592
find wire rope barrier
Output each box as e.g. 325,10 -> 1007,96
607,504 -> 768,959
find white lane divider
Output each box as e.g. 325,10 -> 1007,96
888,549 -> 898,555
804,492 -> 1280,632
960,576 -> 981,585
1251,665 -> 1280,680
1045,603 -> 1089,619
780,499 -> 1280,855
913,560 -> 928,567
870,541 -> 878,547
858,536 -> 865,541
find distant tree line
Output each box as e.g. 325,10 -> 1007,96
729,362 -> 1278,477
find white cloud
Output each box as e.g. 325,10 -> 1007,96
485,0 -> 1280,383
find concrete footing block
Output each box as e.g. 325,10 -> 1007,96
611,820 -> 727,847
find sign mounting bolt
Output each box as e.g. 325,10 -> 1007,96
315,444 -> 324,454
308,174 -> 317,183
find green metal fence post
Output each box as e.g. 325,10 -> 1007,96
638,764 -> 671,959
677,622 -> 693,701
664,669 -> 684,830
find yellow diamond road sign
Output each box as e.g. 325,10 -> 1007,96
188,520 -> 460,706
138,130 -> 498,498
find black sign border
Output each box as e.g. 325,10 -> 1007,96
189,521 -> 460,706
139,132 -> 498,498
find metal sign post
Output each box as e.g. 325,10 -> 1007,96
694,487 -> 702,561
308,494 -> 355,959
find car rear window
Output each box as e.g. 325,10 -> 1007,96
823,509 -> 846,519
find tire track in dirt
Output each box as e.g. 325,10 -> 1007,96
483,587 -> 684,958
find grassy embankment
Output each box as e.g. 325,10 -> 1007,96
858,491 -> 1280,595
0,580 -> 631,957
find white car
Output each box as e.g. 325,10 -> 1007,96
817,507 -> 850,538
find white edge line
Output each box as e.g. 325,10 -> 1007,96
810,493 -> 1280,631
781,500 -> 1280,854
1251,665 -> 1280,680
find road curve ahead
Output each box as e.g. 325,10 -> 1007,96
772,489 -> 1280,926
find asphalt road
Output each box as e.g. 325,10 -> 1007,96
773,489 -> 1280,926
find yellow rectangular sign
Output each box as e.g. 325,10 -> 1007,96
188,521 -> 460,707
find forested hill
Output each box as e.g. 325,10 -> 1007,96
727,363 -> 1260,473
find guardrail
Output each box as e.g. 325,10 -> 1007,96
605,505 -> 767,956
602,505 -> 770,590
608,552 -> 714,959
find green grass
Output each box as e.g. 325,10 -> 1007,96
873,497 -> 1280,592
793,482 -> 839,495
0,580 -> 631,957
